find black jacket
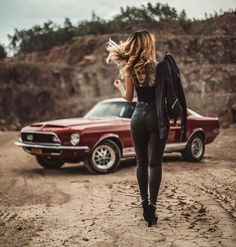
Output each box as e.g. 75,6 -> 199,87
155,54 -> 187,141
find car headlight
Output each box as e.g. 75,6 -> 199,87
26,134 -> 33,141
70,133 -> 80,146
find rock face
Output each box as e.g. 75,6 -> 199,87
0,12 -> 235,130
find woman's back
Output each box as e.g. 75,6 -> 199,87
131,61 -> 159,103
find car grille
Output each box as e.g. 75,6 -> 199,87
21,132 -> 60,144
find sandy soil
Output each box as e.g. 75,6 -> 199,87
0,128 -> 235,247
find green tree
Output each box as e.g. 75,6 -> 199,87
0,43 -> 7,59
7,2 -> 234,55
179,10 -> 187,21
7,18 -> 75,55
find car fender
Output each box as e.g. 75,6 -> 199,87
89,133 -> 123,155
187,128 -> 206,143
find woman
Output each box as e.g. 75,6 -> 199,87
106,30 -> 168,227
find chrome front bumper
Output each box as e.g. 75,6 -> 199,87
14,141 -> 90,151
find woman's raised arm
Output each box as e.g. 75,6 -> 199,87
114,71 -> 134,103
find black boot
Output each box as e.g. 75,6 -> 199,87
147,204 -> 158,227
141,200 -> 149,222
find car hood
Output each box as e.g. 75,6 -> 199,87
30,117 -> 127,128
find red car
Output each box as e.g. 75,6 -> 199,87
15,97 -> 220,173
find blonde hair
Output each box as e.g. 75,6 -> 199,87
106,30 -> 157,79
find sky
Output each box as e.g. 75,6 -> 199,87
0,0 -> 235,49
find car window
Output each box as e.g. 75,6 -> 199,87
187,108 -> 202,117
83,102 -> 135,119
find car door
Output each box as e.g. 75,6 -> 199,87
167,119 -> 182,143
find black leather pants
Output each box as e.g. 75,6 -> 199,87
130,101 -> 167,205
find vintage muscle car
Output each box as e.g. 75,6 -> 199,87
15,97 -> 220,173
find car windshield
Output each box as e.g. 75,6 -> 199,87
83,101 -> 135,119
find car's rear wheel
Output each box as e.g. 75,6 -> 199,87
84,139 -> 121,174
36,156 -> 65,169
181,133 -> 205,162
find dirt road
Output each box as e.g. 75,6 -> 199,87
0,128 -> 235,247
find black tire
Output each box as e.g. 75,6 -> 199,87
181,133 -> 205,162
84,139 -> 121,174
83,157 -> 97,174
36,156 -> 65,169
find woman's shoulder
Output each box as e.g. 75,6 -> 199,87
148,59 -> 165,69
156,58 -> 166,72
145,61 -> 158,71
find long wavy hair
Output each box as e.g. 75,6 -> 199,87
105,30 -> 157,80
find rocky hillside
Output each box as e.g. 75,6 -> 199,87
0,12 -> 235,130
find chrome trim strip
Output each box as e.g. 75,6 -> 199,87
122,142 -> 187,157
14,141 -> 89,151
164,142 -> 187,153
22,141 -> 61,147
171,98 -> 178,109
122,147 -> 135,157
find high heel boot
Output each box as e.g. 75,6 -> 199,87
147,204 -> 158,227
141,200 -> 149,221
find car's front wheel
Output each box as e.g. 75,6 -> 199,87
36,156 -> 65,169
181,133 -> 205,162
84,139 -> 121,174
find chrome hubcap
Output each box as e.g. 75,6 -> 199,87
92,145 -> 116,170
191,137 -> 203,158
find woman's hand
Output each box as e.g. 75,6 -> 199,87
114,72 -> 134,103
114,79 -> 126,98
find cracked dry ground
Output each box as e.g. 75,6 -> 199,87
0,128 -> 235,247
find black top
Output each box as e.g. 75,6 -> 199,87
131,62 -> 159,103
135,86 -> 156,103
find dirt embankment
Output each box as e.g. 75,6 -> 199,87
0,13 -> 236,130
0,128 -> 235,246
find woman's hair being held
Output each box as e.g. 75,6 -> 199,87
106,30 -> 157,79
